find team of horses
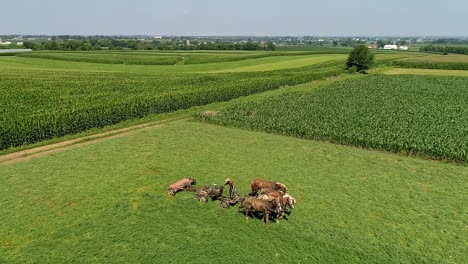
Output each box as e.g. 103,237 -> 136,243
239,178 -> 296,224
168,177 -> 296,224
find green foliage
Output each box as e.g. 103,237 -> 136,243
346,45 -> 375,71
0,62 -> 343,150
338,38 -> 366,47
391,58 -> 468,70
376,40 -> 386,48
266,41 -> 276,51
1,121 -> 466,263
17,52 -> 183,65
276,46 -> 352,53
22,39 -> 277,51
197,75 -> 468,163
183,53 -> 273,64
420,44 -> 468,55
347,65 -> 357,74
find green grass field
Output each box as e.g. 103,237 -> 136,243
1,121 -> 466,263
1,50 -> 468,263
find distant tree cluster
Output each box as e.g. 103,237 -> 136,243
22,38 -> 276,51
431,38 -> 468,45
338,39 -> 366,47
167,40 -> 275,51
420,45 -> 468,55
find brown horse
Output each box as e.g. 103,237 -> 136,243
279,193 -> 296,220
239,196 -> 279,224
250,178 -> 287,196
283,193 -> 297,210
258,190 -> 284,222
259,191 -> 296,220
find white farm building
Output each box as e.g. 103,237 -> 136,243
383,44 -> 398,50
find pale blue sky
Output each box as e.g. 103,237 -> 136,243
3,0 -> 468,36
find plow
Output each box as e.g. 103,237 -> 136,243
167,177 -> 198,196
168,177 -> 241,208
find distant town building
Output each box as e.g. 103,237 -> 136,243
398,46 -> 409,50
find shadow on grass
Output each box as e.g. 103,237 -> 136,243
237,209 -> 294,223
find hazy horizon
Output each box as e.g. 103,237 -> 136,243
3,0 -> 468,36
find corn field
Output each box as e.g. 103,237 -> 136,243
0,62 -> 343,150
197,75 -> 468,163
17,52 -> 184,65
17,51 -> 337,65
391,58 -> 468,70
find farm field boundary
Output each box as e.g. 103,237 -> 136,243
0,74 -> 351,163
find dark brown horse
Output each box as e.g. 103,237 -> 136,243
258,189 -> 284,222
239,196 -> 279,224
250,178 -> 287,196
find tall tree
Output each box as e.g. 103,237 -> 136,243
376,40 -> 386,49
346,45 -> 375,72
266,41 -> 276,51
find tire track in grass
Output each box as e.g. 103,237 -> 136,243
0,121 -> 172,165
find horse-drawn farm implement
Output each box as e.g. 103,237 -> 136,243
168,177 -> 241,208
167,177 -> 296,224
167,177 -> 197,196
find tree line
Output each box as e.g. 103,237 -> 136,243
22,39 -> 276,51
419,45 -> 468,55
